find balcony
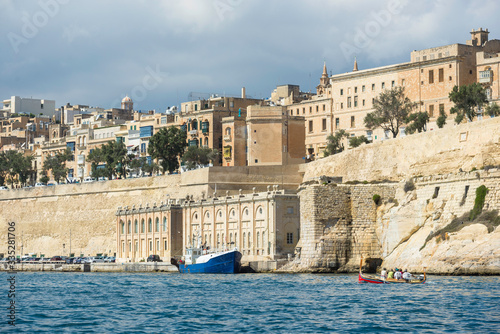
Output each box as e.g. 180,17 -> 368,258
224,135 -> 231,142
479,70 -> 492,83
201,121 -> 209,134
189,130 -> 198,136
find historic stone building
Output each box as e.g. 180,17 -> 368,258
286,28 -> 500,159
115,201 -> 183,262
115,188 -> 301,263
181,188 -> 300,263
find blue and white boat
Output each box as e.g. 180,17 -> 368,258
178,246 -> 242,274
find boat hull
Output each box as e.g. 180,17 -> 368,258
178,250 -> 242,274
358,273 -> 426,284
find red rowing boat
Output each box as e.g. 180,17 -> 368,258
358,258 -> 426,284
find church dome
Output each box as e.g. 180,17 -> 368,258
122,96 -> 132,103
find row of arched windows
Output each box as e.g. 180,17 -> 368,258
120,217 -> 168,235
192,207 -> 265,221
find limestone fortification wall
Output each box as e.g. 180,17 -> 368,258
0,166 -> 302,258
380,170 -> 500,274
291,171 -> 500,274
302,116 -> 500,182
293,182 -> 396,272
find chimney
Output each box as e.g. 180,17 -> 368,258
241,87 -> 246,99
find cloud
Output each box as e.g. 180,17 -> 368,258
0,0 -> 499,110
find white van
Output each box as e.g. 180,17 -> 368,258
83,177 -> 96,183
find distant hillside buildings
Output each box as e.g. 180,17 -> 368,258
1,28 -> 499,182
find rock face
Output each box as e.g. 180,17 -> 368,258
290,171 -> 500,274
381,171 -> 500,275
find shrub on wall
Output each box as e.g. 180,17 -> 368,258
404,180 -> 415,193
372,194 -> 381,206
469,185 -> 489,221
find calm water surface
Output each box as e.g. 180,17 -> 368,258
0,272 -> 499,333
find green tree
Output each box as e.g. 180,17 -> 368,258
486,103 -> 500,117
349,135 -> 370,148
0,152 -> 8,186
323,130 -> 348,157
405,111 -> 429,134
364,86 -> 417,138
436,105 -> 447,128
182,146 -> 219,170
2,150 -> 34,186
449,83 -> 488,123
43,148 -> 72,183
87,140 -> 127,179
148,126 -> 188,174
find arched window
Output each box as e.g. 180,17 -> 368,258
225,127 -> 231,136
192,119 -> 198,130
134,220 -> 138,233
148,218 -> 152,232
141,219 -> 145,233
121,221 -> 125,234
128,220 -> 131,233
257,232 -> 260,247
204,137 -> 209,147
248,233 -> 251,248
155,217 -> 159,232
243,233 -> 246,248
163,217 -> 167,232
83,136 -> 87,146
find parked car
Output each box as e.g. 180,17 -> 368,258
0,186 -> 9,190
46,182 -> 57,187
65,257 -> 75,264
83,177 -> 96,183
34,182 -> 45,187
147,255 -> 162,262
104,256 -> 115,263
50,256 -> 63,262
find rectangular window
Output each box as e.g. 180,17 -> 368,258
372,84 -> 375,91
439,68 -> 444,82
428,104 -> 434,117
381,82 -> 385,89
322,118 -> 327,131
164,240 -> 167,251
362,99 -> 365,107
316,105 -> 319,112
286,233 -> 293,244
354,96 -> 358,108
341,103 -> 344,109
156,240 -> 160,251
287,207 -> 294,214
302,108 -> 305,114
391,80 -> 395,87
401,79 -> 405,86
429,70 -> 434,84
347,97 -> 352,108
323,104 -> 326,111
308,120 -> 313,132
351,116 -> 355,128
354,87 -> 358,93
149,240 -> 153,251
340,89 -> 343,95
309,106 -> 312,114
296,108 -> 299,114
335,118 -> 339,129
439,103 -> 444,114
362,85 -> 366,92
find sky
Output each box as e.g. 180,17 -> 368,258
1,0 -> 500,112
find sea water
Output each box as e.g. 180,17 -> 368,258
0,272 -> 499,333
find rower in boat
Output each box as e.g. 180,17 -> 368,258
358,257 -> 426,284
